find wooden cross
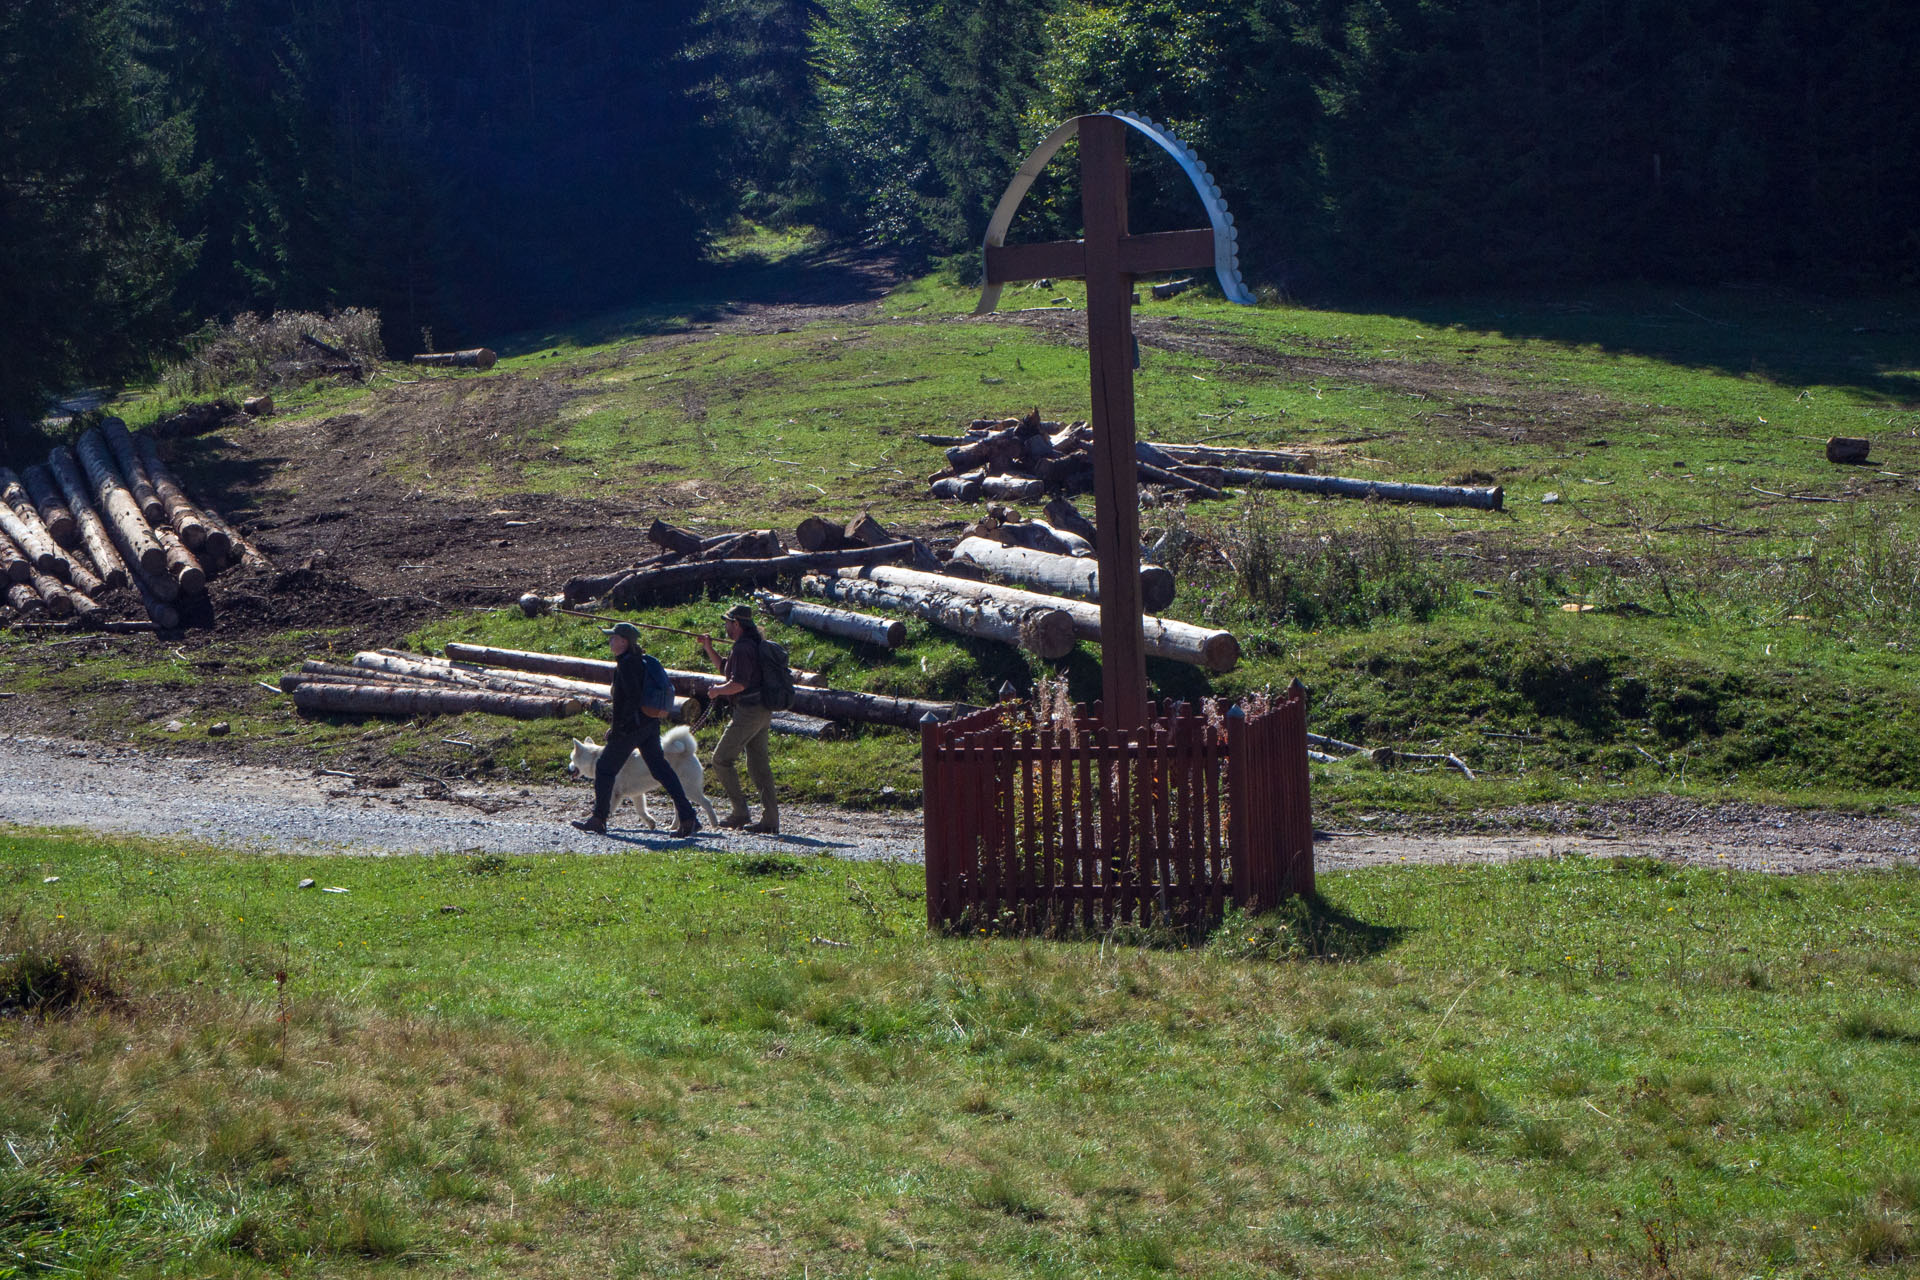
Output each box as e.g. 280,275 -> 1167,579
981,114 -> 1228,730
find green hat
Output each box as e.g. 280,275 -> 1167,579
602,621 -> 642,642
723,604 -> 753,624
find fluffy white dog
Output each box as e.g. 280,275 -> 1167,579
568,730 -> 718,830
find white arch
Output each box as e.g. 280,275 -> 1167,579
975,111 -> 1255,315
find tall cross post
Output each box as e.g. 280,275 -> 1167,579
982,114 -> 1225,730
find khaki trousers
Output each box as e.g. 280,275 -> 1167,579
712,702 -> 776,822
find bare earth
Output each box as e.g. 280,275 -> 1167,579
4,735 -> 1914,873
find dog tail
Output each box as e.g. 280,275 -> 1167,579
662,726 -> 696,756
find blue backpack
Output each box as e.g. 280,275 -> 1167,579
639,653 -> 676,715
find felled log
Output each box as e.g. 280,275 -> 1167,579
795,516 -> 859,552
0,469 -> 66,575
1043,497 -> 1100,549
6,582 -> 46,618
20,466 -> 76,547
47,447 -> 129,589
1136,459 -> 1225,500
646,518 -> 708,556
769,711 -> 843,740
1224,469 -> 1504,510
1827,436 -> 1871,465
703,529 -> 782,560
289,680 -> 578,720
196,503 -> 267,572
769,682 -> 973,730
945,423 -> 1026,473
62,554 -> 106,600
800,572 -> 1076,660
841,565 -> 1240,673
845,512 -> 899,548
151,524 -> 206,594
952,537 -> 1176,612
1150,277 -> 1196,300
0,531 -> 28,583
604,542 -> 916,608
348,649 -> 630,712
100,418 -> 167,526
992,518 -> 1092,558
754,590 -> 906,648
133,432 -> 214,553
127,562 -> 180,628
243,394 -> 273,416
1151,442 -> 1315,474
27,569 -> 73,618
410,348 -> 498,370
76,429 -> 167,576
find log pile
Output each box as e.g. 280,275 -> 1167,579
0,416 -> 262,631
922,409 -> 1501,509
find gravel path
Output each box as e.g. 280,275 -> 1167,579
2,735 -> 1916,872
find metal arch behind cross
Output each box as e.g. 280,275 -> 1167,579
973,112 -> 1253,731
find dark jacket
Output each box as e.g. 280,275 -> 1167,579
608,647 -> 649,734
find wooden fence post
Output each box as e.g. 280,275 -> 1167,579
1225,705 -> 1249,910
921,712 -> 945,928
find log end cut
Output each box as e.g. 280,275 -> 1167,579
1201,631 -> 1242,674
1020,609 -> 1079,661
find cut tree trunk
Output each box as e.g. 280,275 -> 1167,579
646,518 -> 707,556
562,553 -> 676,604
76,429 -> 167,575
1224,469 -> 1504,510
133,433 -> 214,553
1151,442 -> 1314,473
1827,436 -> 1871,464
799,572 -> 1076,659
48,447 -> 129,589
929,474 -> 983,502
754,590 -> 906,648
410,348 -> 498,369
20,466 -> 76,547
0,531 -> 28,583
100,418 -> 167,526
195,503 -> 267,572
128,562 -> 180,628
62,554 -> 105,600
952,536 -> 1175,612
28,569 -> 73,618
1135,458 -> 1225,500
0,469 -> 66,575
991,519 -> 1092,558
151,524 -> 206,594
844,511 -> 899,547
290,680 -> 579,720
6,582 -> 46,618
603,542 -> 916,608
840,565 -> 1240,672
1043,497 -> 1099,548
769,711 -> 843,740
795,516 -> 859,552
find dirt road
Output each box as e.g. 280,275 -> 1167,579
3,735 -> 1915,872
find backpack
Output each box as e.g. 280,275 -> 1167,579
638,653 -> 676,715
755,638 -> 796,711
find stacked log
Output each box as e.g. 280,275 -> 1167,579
289,681 -> 576,721
100,417 -> 167,526
19,466 -> 76,547
0,469 -> 67,576
134,433 -> 217,555
951,537 -> 1176,612
801,572 -> 1076,660
0,531 -> 29,583
834,565 -> 1240,673
47,448 -> 128,589
76,429 -> 166,577
754,590 -> 906,649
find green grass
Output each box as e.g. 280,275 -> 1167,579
4,829 -> 1918,1276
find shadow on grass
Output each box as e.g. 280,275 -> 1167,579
1213,893 -> 1405,963
1347,284 -> 1920,403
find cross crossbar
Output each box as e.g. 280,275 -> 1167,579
983,228 -> 1218,287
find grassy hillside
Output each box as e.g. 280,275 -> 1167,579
5,829 -> 1918,1277
7,241 -> 1918,815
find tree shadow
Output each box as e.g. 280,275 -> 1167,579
1340,283 -> 1920,404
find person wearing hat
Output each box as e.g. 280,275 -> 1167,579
697,604 -> 779,833
573,621 -> 701,838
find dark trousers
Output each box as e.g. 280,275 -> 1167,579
592,721 -> 694,823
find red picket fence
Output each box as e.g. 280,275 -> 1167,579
920,688 -> 1313,933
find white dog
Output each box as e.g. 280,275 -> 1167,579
568,730 -> 718,830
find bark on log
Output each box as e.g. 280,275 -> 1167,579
133,432 -> 214,553
773,683 -> 974,730
76,430 -> 167,575
769,711 -> 843,740
290,681 -> 579,720
845,511 -> 898,547
1043,497 -> 1100,549
48,447 -> 129,589
753,590 -> 906,648
563,554 -> 677,604
991,519 -> 1091,558
1135,459 -> 1226,500
0,530 -> 28,583
839,565 -> 1240,673
0,469 -> 65,575
603,542 -> 916,607
410,348 -> 498,370
952,537 -> 1176,612
151,524 -> 206,595
28,569 -> 73,618
195,503 -> 267,572
128,562 -> 180,628
930,473 -> 984,502
62,554 -> 106,600
646,518 -> 707,556
1151,442 -> 1314,473
6,582 -> 45,618
351,650 -> 632,710
20,465 -> 76,547
437,643 -> 819,694
1150,277 -> 1196,300
702,529 -> 782,560
1224,469 -> 1504,510
1827,436 -> 1871,464
100,418 -> 167,526
980,474 -> 1046,501
945,424 -> 1023,473
799,572 -> 1076,660
796,516 -> 859,552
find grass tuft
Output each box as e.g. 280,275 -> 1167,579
1838,1010 -> 1920,1044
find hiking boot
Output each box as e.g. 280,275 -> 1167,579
718,810 -> 750,829
745,815 -> 780,835
571,816 -> 607,835
674,809 -> 702,839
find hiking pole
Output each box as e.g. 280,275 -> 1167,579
544,602 -> 708,640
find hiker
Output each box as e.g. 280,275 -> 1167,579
697,604 -> 780,833
573,622 -> 702,838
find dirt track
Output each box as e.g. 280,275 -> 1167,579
4,735 -> 1914,872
